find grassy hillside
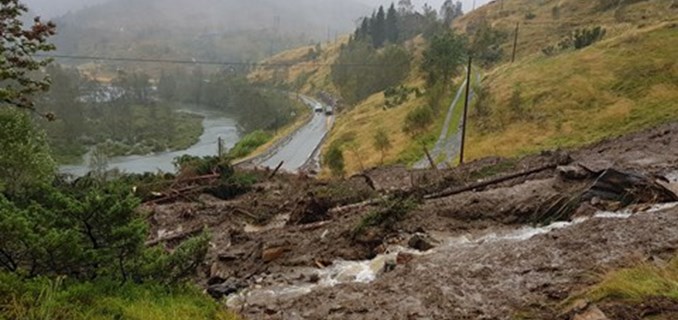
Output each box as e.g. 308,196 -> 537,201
250,0 -> 678,175
466,23 -> 678,160
457,0 -> 678,160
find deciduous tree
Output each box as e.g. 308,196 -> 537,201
0,0 -> 56,116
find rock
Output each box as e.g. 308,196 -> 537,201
308,273 -> 320,283
559,299 -> 589,318
396,252 -> 415,265
573,306 -> 609,320
408,233 -> 438,252
207,278 -> 246,299
572,203 -> 598,219
557,165 -> 591,180
262,246 -> 287,263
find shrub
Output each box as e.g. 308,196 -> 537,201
352,197 -> 417,236
324,144 -> 345,177
403,106 -> 434,137
573,26 -> 607,49
0,181 -> 208,283
525,12 -> 537,20
228,130 -> 272,159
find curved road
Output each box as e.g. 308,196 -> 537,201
255,96 -> 333,172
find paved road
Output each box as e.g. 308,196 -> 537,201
256,96 -> 333,172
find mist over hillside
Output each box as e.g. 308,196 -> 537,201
22,0 -> 109,18
48,0 -> 372,62
356,0 -> 492,12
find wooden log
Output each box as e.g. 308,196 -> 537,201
268,161 -> 285,180
424,146 -> 437,170
328,196 -> 387,214
424,163 -> 558,200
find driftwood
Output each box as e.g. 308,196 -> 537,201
328,196 -> 388,214
146,226 -> 205,246
424,163 -> 558,200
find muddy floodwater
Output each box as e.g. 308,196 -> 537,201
60,109 -> 240,176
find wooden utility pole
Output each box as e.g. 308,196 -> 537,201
459,56 -> 473,165
511,22 -> 520,63
217,137 -> 224,158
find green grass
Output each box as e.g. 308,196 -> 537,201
228,130 -> 273,159
0,273 -> 238,320
466,24 -> 678,161
469,159 -> 518,180
585,257 -> 678,303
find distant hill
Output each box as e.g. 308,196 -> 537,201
249,0 -> 678,176
50,0 -> 371,63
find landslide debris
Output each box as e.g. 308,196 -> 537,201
144,123 -> 678,319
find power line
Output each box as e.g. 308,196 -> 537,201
34,53 -> 399,69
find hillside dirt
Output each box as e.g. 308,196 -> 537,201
144,123 -> 678,319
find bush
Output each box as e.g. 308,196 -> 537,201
573,26 -> 607,49
173,155 -> 234,177
228,130 -> 272,159
352,197 -> 417,236
324,144 -> 345,177
524,12 -> 537,20
403,106 -> 434,137
0,181 -> 208,283
384,85 -> 419,108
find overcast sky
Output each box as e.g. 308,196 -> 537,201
23,0 -> 493,19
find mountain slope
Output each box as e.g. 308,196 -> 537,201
455,0 -> 678,160
250,0 -> 678,175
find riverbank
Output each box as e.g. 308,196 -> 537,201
60,109 -> 240,176
52,103 -> 206,166
232,94 -> 313,164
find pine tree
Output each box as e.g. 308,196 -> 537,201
386,3 -> 399,44
372,6 -> 387,47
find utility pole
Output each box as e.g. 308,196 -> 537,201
459,56 -> 473,165
511,22 -> 520,63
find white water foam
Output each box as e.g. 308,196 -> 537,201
226,202 -> 678,308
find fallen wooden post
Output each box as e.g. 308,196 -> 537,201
268,161 -> 285,180
424,163 -> 558,200
424,146 -> 437,170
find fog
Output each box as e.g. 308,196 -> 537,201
357,0 -> 492,12
25,0 -> 492,19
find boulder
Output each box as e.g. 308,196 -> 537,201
557,165 -> 592,180
408,233 -> 438,252
207,278 -> 246,299
262,246 -> 288,263
573,306 -> 609,320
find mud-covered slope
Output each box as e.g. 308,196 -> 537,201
146,122 -> 678,319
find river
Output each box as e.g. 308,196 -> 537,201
59,110 -> 240,176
